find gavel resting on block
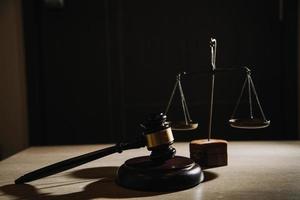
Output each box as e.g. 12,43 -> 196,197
15,113 -> 204,191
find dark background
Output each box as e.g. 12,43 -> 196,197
22,0 -> 298,145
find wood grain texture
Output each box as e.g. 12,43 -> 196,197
190,139 -> 228,169
1,142 -> 300,199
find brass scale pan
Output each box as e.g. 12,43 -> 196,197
229,118 -> 270,129
165,38 -> 269,131
228,71 -> 270,129
164,73 -> 199,131
165,69 -> 270,131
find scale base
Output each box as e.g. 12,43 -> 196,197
116,156 -> 203,191
190,139 -> 228,169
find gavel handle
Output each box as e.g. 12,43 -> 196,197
15,141 -> 145,184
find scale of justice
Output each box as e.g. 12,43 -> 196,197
15,38 -> 270,191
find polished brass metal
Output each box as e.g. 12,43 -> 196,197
170,121 -> 198,131
229,71 -> 270,129
164,73 -> 198,131
229,118 -> 270,129
145,128 -> 174,149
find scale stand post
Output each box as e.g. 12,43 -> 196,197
190,38 -> 228,169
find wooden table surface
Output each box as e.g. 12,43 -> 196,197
0,141 -> 299,200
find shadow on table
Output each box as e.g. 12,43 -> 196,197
0,166 -> 218,199
0,166 -> 168,200
202,170 -> 219,182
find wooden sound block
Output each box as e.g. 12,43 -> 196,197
190,139 -> 228,169
117,156 -> 203,191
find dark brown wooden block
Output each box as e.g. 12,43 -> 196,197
117,156 -> 203,191
189,139 -> 228,169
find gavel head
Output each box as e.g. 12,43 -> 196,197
140,113 -> 176,162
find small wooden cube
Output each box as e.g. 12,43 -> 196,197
190,139 -> 228,169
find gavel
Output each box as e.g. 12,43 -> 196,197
15,113 -> 176,184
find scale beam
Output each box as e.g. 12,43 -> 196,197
178,66 -> 251,78
164,38 -> 270,132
